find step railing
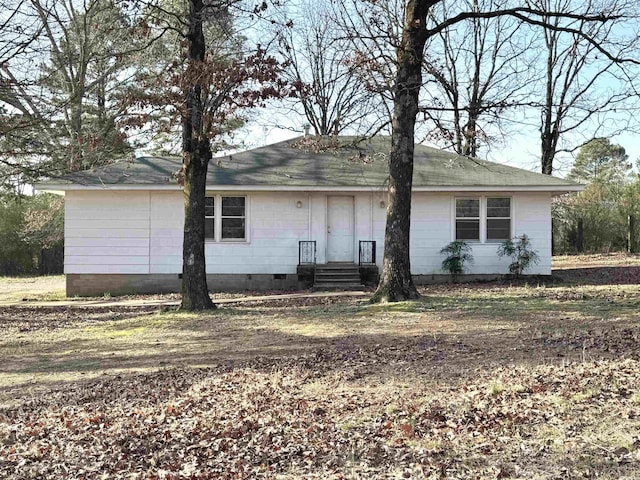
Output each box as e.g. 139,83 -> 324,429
358,240 -> 376,265
298,240 -> 317,265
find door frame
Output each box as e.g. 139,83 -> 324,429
326,195 -> 355,262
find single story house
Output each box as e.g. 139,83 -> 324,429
38,136 -> 582,296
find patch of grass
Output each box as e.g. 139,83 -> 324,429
0,275 -> 65,303
365,300 -> 428,314
487,381 -> 506,396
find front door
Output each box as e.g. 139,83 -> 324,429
327,196 -> 354,262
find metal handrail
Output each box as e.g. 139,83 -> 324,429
298,241 -> 317,265
358,240 -> 376,265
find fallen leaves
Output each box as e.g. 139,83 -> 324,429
1,353 -> 640,479
3,263 -> 640,478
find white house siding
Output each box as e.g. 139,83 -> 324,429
444,193 -> 551,275
512,193 -> 552,274
150,191 -> 183,274
64,189 -> 552,288
153,190 -> 316,275
204,191 -> 310,274
408,193 -> 451,274
65,190 -> 151,274
405,192 -> 552,275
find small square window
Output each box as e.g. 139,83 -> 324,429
456,220 -> 480,240
456,198 -> 480,218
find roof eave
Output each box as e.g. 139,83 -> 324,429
35,183 -> 583,193
35,183 -> 181,192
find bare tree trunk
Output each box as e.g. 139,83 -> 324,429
628,214 -> 636,253
371,1 -> 432,303
540,58 -> 556,176
540,120 -> 558,175
181,0 -> 215,310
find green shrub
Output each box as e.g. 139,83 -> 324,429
440,240 -> 473,282
497,234 -> 540,277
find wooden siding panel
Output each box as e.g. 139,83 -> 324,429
66,255 -> 150,265
150,191 -> 183,274
65,219 -> 149,230
64,191 -> 150,274
66,247 -> 149,257
148,191 -> 311,275
409,193 -> 452,274
66,228 -> 150,239
66,264 -> 150,274
65,237 -> 150,248
513,194 -> 552,274
63,190 -> 552,278
64,207 -> 149,220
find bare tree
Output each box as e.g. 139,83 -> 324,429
422,0 -> 536,157
529,0 -> 640,175
273,2 -> 378,135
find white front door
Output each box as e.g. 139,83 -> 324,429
327,196 -> 354,262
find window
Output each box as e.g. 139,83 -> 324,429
486,197 -> 511,241
454,196 -> 512,242
221,196 -> 246,240
455,198 -> 480,241
205,195 -> 247,242
205,197 -> 215,239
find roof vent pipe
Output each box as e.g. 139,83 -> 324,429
303,124 -> 310,137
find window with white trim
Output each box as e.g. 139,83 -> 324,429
205,197 -> 215,239
455,198 -> 480,241
205,195 -> 246,242
221,196 -> 246,240
454,196 -> 512,242
486,197 -> 511,241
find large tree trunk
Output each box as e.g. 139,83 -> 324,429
180,0 -> 215,310
371,1 -> 432,303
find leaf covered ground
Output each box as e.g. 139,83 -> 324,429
3,260 -> 640,478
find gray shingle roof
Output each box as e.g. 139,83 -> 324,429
43,136 -> 581,190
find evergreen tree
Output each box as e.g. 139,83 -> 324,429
568,138 -> 631,185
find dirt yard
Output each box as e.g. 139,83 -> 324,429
1,256 -> 640,478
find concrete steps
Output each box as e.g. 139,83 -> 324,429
313,263 -> 365,291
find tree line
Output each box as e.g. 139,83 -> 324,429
0,0 -> 639,305
0,193 -> 63,275
555,137 -> 640,254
